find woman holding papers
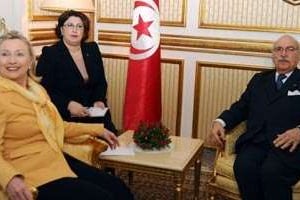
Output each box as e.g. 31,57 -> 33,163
36,10 -> 117,134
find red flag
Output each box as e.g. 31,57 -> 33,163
123,0 -> 161,130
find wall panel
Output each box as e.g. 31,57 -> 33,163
102,55 -> 128,132
161,60 -> 184,136
98,31 -> 272,57
97,0 -> 186,26
200,0 -> 300,32
193,62 -> 271,140
29,0 -> 59,21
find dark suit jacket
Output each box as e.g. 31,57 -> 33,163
219,68 -> 300,167
36,40 -> 108,121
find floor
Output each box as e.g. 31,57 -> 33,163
117,146 -> 218,200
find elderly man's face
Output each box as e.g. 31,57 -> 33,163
272,35 -> 300,74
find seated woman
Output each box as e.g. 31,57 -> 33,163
0,31 -> 134,200
36,10 -> 118,134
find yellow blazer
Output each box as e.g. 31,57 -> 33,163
0,77 -> 104,190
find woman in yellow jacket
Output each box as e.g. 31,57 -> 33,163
0,31 -> 134,200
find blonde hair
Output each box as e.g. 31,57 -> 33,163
0,30 -> 40,82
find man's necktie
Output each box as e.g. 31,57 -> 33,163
276,74 -> 286,90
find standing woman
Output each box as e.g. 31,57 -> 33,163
36,10 -> 118,134
0,31 -> 134,200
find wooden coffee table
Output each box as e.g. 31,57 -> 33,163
98,131 -> 204,200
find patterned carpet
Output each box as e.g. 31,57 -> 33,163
117,146 -> 217,200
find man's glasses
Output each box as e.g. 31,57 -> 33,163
63,23 -> 84,31
273,46 -> 299,54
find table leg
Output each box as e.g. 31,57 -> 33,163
174,175 -> 184,200
194,157 -> 201,200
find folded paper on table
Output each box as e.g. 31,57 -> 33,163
100,143 -> 135,156
88,107 -> 108,117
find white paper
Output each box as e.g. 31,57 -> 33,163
100,143 -> 135,156
88,107 -> 108,117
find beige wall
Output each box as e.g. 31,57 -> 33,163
0,0 -> 27,32
3,0 -> 300,140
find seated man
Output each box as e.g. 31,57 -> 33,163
209,34 -> 300,200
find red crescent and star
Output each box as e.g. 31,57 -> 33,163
133,15 -> 154,40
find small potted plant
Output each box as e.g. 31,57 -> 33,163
133,121 -> 172,150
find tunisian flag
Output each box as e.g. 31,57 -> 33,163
123,0 -> 161,130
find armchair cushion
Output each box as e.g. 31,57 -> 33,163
211,145 -> 300,199
216,154 -> 235,179
215,175 -> 239,195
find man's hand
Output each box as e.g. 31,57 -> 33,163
6,176 -> 33,200
67,101 -> 89,117
100,129 -> 120,149
209,121 -> 226,149
273,127 -> 300,152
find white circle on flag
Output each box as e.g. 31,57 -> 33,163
130,0 -> 160,60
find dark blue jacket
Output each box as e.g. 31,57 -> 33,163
219,68 -> 300,166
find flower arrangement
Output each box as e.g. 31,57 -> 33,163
133,122 -> 172,150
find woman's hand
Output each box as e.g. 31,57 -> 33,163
93,101 -> 105,109
67,101 -> 89,117
100,129 -> 119,149
6,176 -> 33,200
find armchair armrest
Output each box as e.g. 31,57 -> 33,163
209,121 -> 246,179
31,187 -> 38,200
63,136 -> 108,165
223,122 -> 246,157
